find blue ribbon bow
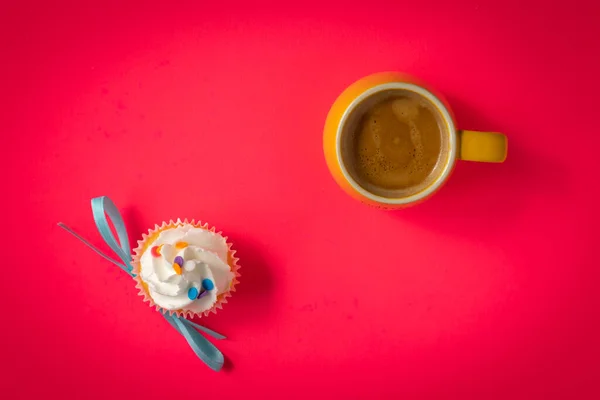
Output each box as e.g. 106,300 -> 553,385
58,196 -> 226,371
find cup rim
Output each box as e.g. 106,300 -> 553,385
335,82 -> 457,205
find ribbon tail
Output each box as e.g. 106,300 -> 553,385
181,318 -> 227,340
163,313 -> 225,371
57,223 -> 131,275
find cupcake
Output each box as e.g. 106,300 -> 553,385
132,220 -> 240,318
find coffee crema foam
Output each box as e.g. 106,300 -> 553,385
351,95 -> 444,193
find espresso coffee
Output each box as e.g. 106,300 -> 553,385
347,93 -> 446,196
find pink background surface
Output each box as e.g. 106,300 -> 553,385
2,1 -> 599,398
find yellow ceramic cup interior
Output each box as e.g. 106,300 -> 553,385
323,72 -> 507,208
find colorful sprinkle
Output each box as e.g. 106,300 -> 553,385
198,290 -> 209,299
150,245 -> 163,257
183,260 -> 196,272
202,279 -> 215,291
175,241 -> 188,249
188,287 -> 199,300
173,263 -> 182,275
173,256 -> 184,267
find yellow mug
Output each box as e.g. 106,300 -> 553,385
323,72 -> 507,208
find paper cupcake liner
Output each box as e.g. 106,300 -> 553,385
131,219 -> 241,319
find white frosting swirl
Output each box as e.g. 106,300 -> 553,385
139,226 -> 233,313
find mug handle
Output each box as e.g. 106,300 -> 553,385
459,130 -> 507,163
